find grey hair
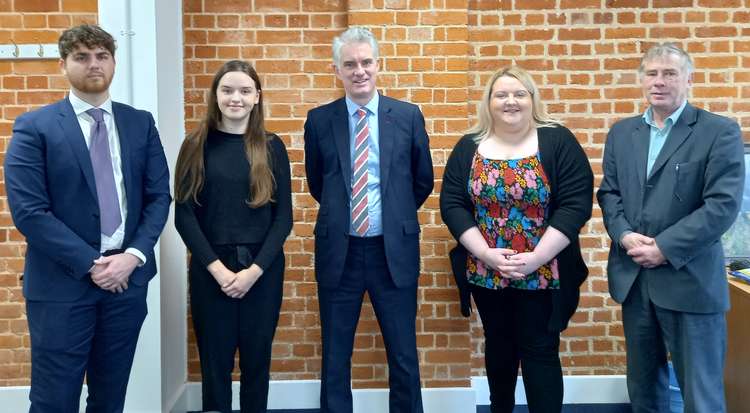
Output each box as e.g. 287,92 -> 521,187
332,27 -> 379,66
639,42 -> 694,76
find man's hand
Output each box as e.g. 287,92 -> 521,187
222,264 -> 263,299
627,241 -> 667,268
620,232 -> 653,251
90,262 -> 116,292
91,253 -> 141,293
620,232 -> 666,268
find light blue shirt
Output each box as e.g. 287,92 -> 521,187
643,100 -> 688,176
346,94 -> 382,236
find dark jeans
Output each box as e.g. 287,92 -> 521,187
471,284 -> 563,413
190,244 -> 285,413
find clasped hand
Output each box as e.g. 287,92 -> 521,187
621,232 -> 666,269
480,248 -> 544,279
90,252 -> 141,293
210,262 -> 263,299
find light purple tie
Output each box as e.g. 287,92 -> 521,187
87,108 -> 122,236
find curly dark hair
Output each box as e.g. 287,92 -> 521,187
58,24 -> 116,60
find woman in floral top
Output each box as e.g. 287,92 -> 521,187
440,66 -> 594,413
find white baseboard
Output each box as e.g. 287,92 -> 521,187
0,387 -> 31,413
170,380 -> 475,412
0,375 -> 628,412
471,375 -> 629,405
0,385 -> 89,413
164,382 -> 188,413
170,375 -> 628,412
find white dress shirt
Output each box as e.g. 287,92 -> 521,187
68,91 -> 145,264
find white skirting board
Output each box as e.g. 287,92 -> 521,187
170,375 -> 629,412
0,375 -> 629,412
471,375 -> 630,406
171,380 -> 476,412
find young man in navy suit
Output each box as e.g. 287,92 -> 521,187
304,27 -> 433,413
4,24 -> 171,412
598,43 -> 744,413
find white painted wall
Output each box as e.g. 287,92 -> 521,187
98,1 -> 160,411
98,0 -> 187,411
151,0 -> 188,411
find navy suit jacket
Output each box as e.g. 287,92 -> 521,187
597,103 -> 744,313
304,95 -> 433,288
4,98 -> 171,302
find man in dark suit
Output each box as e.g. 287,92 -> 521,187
597,43 -> 744,413
4,24 -> 171,412
304,27 -> 433,413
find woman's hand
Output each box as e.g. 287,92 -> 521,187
222,264 -> 264,299
481,248 -> 526,279
207,260 -> 237,289
506,251 -> 546,276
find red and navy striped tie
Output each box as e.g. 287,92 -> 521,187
351,108 -> 370,236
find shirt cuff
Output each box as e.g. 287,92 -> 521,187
125,248 -> 146,266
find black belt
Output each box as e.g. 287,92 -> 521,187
349,235 -> 384,246
102,248 -> 124,257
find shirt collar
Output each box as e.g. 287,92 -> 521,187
345,92 -> 379,117
69,90 -> 113,117
643,99 -> 687,129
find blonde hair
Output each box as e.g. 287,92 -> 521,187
468,66 -> 561,143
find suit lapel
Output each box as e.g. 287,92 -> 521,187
58,99 -> 97,199
648,104 -> 696,181
378,95 -> 394,196
631,121 -> 649,189
112,102 -> 132,203
331,99 -> 352,196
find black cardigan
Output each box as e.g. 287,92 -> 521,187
439,126 -> 594,332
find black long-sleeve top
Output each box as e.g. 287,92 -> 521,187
440,126 -> 594,331
175,129 -> 293,271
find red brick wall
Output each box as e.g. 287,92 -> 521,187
2,0 -> 749,389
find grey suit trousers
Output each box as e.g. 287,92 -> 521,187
623,273 -> 727,413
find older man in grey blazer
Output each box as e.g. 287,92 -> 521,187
597,43 -> 744,413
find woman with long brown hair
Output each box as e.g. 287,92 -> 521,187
175,60 -> 292,413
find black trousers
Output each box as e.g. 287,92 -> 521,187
189,244 -> 285,413
470,284 -> 563,413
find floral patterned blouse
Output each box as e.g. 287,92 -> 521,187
466,151 -> 560,290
